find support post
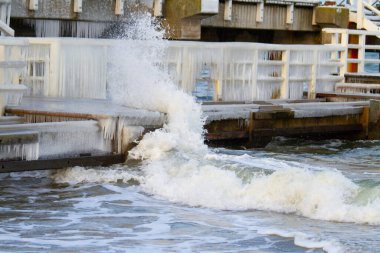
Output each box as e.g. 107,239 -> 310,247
309,49 -> 318,99
358,34 -> 366,73
281,50 -> 290,99
340,31 -> 349,76
49,41 -> 60,97
0,45 -> 5,84
312,7 -> 317,25
115,0 -> 124,15
154,0 -> 163,17
286,4 -> 294,24
74,0 -> 82,13
0,20 -> 14,37
224,0 -> 232,21
29,0 -> 38,11
251,49 -> 258,100
357,0 -> 364,29
6,3 -> 10,25
256,2 -> 264,23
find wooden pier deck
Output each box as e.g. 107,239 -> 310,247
1,97 -> 379,172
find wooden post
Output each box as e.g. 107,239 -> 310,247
49,41 -> 60,97
115,0 -> 124,15
256,2 -> 264,23
358,34 -> 366,73
281,50 -> 290,99
224,0 -> 232,21
340,31 -> 349,76
312,7 -> 317,25
154,0 -> 163,17
308,49 -> 318,99
357,0 -> 364,29
29,0 -> 38,11
286,4 -> 294,25
251,49 -> 258,100
74,0 -> 83,13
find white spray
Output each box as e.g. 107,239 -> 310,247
54,12 -> 380,228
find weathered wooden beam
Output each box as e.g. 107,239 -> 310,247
317,92 -> 380,100
206,131 -> 248,140
0,154 -> 125,173
5,108 -> 111,120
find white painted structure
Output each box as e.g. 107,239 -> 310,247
323,28 -> 380,75
0,39 -> 28,115
347,0 -> 380,32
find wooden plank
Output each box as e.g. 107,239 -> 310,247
252,124 -> 363,137
5,107 -> 111,120
206,131 -> 248,140
317,92 -> 380,100
0,154 -> 125,173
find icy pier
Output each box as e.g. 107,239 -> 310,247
1,97 -> 380,171
1,97 -> 166,172
202,99 -> 380,147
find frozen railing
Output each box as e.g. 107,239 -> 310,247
0,0 -> 14,37
1,38 -> 346,102
0,38 -> 28,115
164,42 -> 345,100
323,28 -> 380,75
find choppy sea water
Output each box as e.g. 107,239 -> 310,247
1,138 -> 379,253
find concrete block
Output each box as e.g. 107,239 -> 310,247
315,6 -> 349,28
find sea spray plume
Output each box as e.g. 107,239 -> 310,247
55,12 -> 380,226
107,12 -> 206,160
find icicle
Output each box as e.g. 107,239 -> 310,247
0,143 -> 39,161
98,117 -> 118,141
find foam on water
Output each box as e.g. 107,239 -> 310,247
258,228 -> 343,253
53,12 -> 380,230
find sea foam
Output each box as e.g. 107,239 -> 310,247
53,12 -> 380,226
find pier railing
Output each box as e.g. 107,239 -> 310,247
323,28 -> 380,76
1,38 -> 346,102
164,42 -> 345,101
